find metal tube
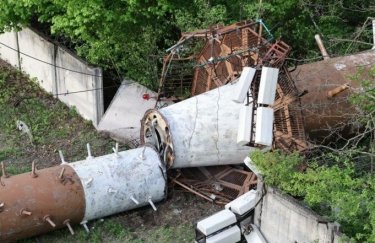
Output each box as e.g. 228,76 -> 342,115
0,165 -> 86,242
141,81 -> 262,168
315,34 -> 330,60
327,83 -> 350,98
64,219 -> 75,235
0,147 -> 167,242
291,50 -> 375,140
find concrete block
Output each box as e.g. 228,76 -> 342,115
206,226 -> 241,243
257,67 -> 279,105
98,80 -> 157,143
197,209 -> 236,236
225,189 -> 257,215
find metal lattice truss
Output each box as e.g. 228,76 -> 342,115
157,20 -> 307,153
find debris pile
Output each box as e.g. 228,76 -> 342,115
0,19 -> 370,242
157,20 -> 307,154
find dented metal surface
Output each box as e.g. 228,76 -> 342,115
0,165 -> 85,242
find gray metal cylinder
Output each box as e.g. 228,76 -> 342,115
68,146 -> 167,222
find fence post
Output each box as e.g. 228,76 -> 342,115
94,68 -> 104,127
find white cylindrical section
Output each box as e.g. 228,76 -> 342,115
157,81 -> 259,168
69,147 -> 166,222
372,19 -> 375,50
314,34 -> 330,60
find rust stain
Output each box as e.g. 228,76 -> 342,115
0,165 -> 85,242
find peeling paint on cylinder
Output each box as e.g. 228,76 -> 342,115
0,165 -> 85,242
141,80 -> 263,168
68,146 -> 167,222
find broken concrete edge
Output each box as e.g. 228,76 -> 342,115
97,80 -> 158,145
244,157 -> 345,242
248,224 -> 268,243
244,156 -> 263,179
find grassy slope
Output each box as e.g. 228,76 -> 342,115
0,59 -> 212,242
0,60 -> 116,171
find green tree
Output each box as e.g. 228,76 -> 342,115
0,0 -> 373,85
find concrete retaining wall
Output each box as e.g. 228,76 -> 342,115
254,185 -> 342,243
0,28 -> 103,126
0,31 -> 19,67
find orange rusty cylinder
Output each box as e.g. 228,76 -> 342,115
291,49 -> 375,140
0,165 -> 85,242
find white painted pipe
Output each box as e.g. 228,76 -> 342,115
68,146 -> 167,222
372,19 -> 375,50
314,34 -> 330,60
142,80 -> 266,168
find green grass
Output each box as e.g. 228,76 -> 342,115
0,62 -> 118,170
21,219 -> 195,243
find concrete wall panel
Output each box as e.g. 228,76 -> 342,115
18,29 -> 55,93
0,28 -> 104,126
255,187 -> 340,243
0,31 -> 19,67
56,47 -> 103,125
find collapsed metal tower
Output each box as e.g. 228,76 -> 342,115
157,20 -> 307,153
0,20 -> 369,242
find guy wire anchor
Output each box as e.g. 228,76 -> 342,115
148,196 -> 157,211
59,150 -> 68,165
112,142 -> 119,158
86,143 -> 94,160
